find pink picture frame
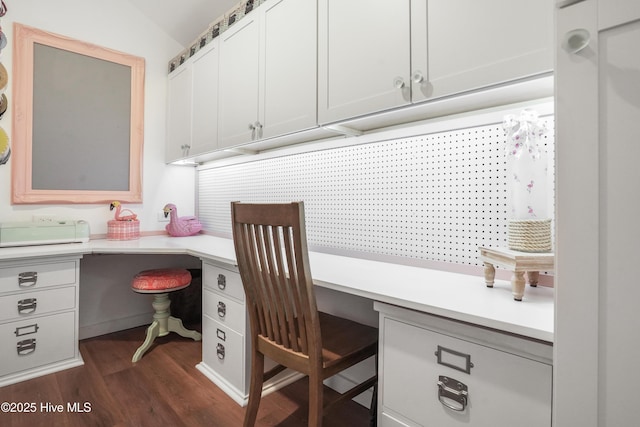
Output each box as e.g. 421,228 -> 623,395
11,23 -> 145,204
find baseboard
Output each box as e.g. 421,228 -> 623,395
79,312 -> 153,339
0,355 -> 84,388
196,362 -> 304,407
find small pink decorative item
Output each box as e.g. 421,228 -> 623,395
163,203 -> 203,237
110,201 -> 138,221
107,201 -> 140,240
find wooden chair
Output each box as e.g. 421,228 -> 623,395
231,201 -> 378,427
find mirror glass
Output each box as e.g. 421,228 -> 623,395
12,23 -> 145,204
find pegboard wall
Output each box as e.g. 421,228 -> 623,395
197,117 -> 554,269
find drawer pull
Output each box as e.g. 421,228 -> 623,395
17,338 -> 37,356
437,376 -> 468,412
17,298 -> 38,314
18,272 -> 38,287
435,345 -> 474,374
14,323 -> 39,336
216,343 -> 225,360
216,328 -> 226,341
217,274 -> 226,290
217,301 -> 226,318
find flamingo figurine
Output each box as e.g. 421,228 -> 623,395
110,201 -> 138,221
163,203 -> 203,237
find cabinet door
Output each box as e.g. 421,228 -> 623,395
191,40 -> 220,155
166,64 -> 193,162
418,0 -> 553,101
218,15 -> 261,148
260,0 -> 317,139
318,0 -> 411,124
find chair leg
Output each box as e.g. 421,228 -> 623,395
167,316 -> 202,341
244,350 -> 265,427
308,372 -> 324,427
132,320 -> 160,362
370,353 -> 379,427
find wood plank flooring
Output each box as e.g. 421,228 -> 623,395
0,324 -> 371,427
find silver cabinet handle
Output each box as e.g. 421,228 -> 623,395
17,298 -> 38,315
412,71 -> 424,84
562,28 -> 590,54
437,376 -> 468,412
217,301 -> 226,318
255,121 -> 263,139
393,76 -> 405,89
18,272 -> 38,287
216,343 -> 225,359
217,273 -> 226,290
248,123 -> 256,140
17,338 -> 37,356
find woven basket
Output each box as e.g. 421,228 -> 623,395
508,219 -> 552,252
107,220 -> 140,241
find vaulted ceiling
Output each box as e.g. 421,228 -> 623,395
127,0 -> 239,47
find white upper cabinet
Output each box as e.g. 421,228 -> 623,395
166,40 -> 220,162
191,41 -> 220,155
218,14 -> 261,148
219,0 -> 318,148
319,0 -> 553,125
166,63 -> 193,162
416,0 -> 553,102
318,0 -> 412,124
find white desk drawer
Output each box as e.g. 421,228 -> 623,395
203,263 -> 244,302
0,286 -> 76,323
0,311 -> 76,377
202,314 -> 246,393
203,287 -> 245,334
0,261 -> 77,293
380,316 -> 552,427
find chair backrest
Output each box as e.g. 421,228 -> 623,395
231,202 -> 322,363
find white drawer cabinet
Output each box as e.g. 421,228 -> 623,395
0,257 -> 83,387
375,302 -> 552,427
196,260 -> 301,406
202,314 -> 246,392
0,311 -> 76,377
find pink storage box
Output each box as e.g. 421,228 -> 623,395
107,220 -> 140,240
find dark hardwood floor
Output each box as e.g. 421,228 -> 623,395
0,324 -> 371,427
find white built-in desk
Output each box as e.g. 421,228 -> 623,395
0,235 -> 554,422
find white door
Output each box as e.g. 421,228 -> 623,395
260,0 -> 317,139
318,0 -> 411,124
218,15 -> 261,148
420,0 -> 553,101
166,64 -> 192,162
191,40 -> 220,155
555,0 -> 640,425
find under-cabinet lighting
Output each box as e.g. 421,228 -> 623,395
321,124 -> 363,137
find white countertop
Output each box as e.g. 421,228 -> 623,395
0,234 -> 554,343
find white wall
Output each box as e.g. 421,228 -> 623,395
0,0 -> 197,234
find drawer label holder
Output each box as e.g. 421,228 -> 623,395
435,345 -> 474,374
14,323 -> 39,336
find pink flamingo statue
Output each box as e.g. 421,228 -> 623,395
163,203 -> 203,237
110,201 -> 138,221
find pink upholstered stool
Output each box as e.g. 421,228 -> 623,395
131,268 -> 202,362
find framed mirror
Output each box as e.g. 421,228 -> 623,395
11,23 -> 145,204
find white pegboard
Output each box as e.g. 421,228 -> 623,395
197,118 -> 554,268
